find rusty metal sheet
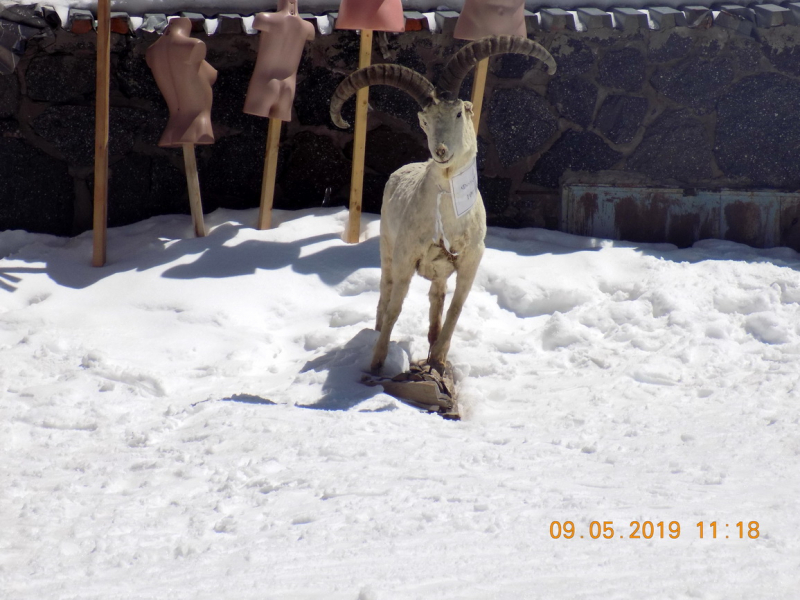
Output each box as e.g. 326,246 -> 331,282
719,191 -> 780,248
562,185 -> 800,250
562,185 -> 715,248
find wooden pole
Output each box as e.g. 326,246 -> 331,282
470,57 -> 489,133
182,144 -> 207,237
257,117 -> 282,230
92,0 -> 111,267
345,28 -> 373,244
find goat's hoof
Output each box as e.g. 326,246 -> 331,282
369,361 -> 383,375
428,359 -> 446,376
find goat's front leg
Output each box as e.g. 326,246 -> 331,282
370,261 -> 414,374
428,278 -> 446,346
428,246 -> 484,373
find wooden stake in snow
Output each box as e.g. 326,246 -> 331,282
257,118 -> 282,230
182,144 -> 207,237
345,28 -> 373,244
92,0 -> 111,267
335,0 -> 405,244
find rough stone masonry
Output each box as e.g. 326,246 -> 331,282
2,4 -> 800,248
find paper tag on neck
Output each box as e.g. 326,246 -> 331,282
449,157 -> 478,218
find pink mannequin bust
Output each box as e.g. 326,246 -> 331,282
336,0 -> 405,32
146,17 -> 217,147
453,0 -> 527,40
243,0 -> 316,121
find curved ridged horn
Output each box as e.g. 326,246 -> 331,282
437,35 -> 557,100
330,64 -> 436,129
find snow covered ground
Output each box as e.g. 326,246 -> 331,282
2,207 -> 799,599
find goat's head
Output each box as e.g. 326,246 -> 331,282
419,98 -> 475,168
330,35 -> 556,169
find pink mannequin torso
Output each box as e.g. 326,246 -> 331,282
336,0 -> 405,32
453,0 -> 527,40
244,0 -> 315,121
146,18 -> 217,147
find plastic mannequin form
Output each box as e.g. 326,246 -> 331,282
453,0 -> 527,40
336,0 -> 405,32
244,0 -> 315,121
146,17 -> 217,147
453,1 -> 528,130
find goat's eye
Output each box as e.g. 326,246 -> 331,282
422,120 -> 427,127
456,111 -> 462,118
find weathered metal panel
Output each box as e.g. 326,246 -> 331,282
780,195 -> 800,250
562,185 -> 716,247
563,186 -> 800,250
719,191 -> 780,248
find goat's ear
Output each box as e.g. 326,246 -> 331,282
464,101 -> 474,115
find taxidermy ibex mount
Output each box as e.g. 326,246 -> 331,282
330,36 -> 557,410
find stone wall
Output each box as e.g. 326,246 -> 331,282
3,6 -> 800,243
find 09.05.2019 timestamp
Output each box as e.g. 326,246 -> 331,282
550,521 -> 760,540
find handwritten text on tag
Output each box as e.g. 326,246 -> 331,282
450,158 -> 478,218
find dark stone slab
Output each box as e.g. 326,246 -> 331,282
730,38 -> 762,74
551,38 -> 594,77
278,131 -> 350,210
479,176 -> 512,215
0,72 -> 18,117
715,73 -> 800,188
37,6 -> 62,29
648,6 -> 688,29
547,76 -> 598,128
594,95 -> 648,145
360,172 -> 389,214
1,19 -> 41,74
108,154 -> 188,228
1,4 -> 48,28
370,83 -> 425,129
216,14 -> 245,35
343,126 -> 428,176
0,137 -> 73,236
683,6 -> 713,28
612,8 -> 649,32
116,48 -> 163,101
31,105 -> 145,166
598,47 -> 646,92
627,110 -> 713,183
476,135 -> 488,171
199,127 -> 270,211
141,14 -> 168,34
25,54 -> 96,102
487,88 -> 558,167
493,53 -> 545,79
763,42 -> 800,78
210,62 -> 263,135
295,67 -> 350,129
648,32 -> 693,63
525,130 -> 622,189
329,30 -> 361,71
651,56 -> 734,115
753,4 -> 791,27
